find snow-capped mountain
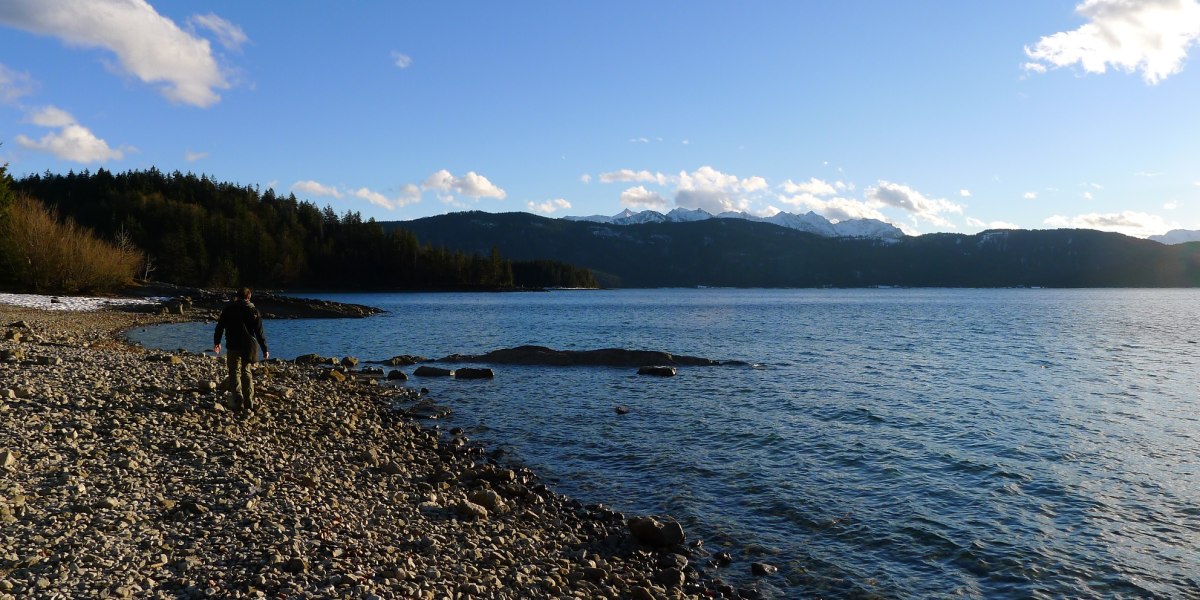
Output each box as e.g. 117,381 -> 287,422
565,208 -> 905,240
1149,229 -> 1200,244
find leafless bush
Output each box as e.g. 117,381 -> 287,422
3,194 -> 144,293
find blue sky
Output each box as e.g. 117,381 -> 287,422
1,1 -> 1199,237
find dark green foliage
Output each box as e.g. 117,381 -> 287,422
0,155 -> 17,286
10,170 -> 596,290
391,211 -> 1200,288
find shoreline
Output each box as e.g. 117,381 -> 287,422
0,303 -> 749,599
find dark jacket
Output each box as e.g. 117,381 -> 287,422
214,299 -> 268,361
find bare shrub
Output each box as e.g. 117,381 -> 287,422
3,194 -> 144,293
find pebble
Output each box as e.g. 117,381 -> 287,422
0,304 -> 734,599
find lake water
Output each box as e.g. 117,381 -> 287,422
128,288 -> 1200,598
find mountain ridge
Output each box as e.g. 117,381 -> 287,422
382,211 -> 1200,288
564,207 -> 905,240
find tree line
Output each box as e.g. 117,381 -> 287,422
0,167 -> 597,292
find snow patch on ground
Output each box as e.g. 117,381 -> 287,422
0,293 -> 166,312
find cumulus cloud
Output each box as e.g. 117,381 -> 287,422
1024,0 -> 1200,85
599,169 -> 670,185
422,169 -> 507,200
1024,191 -> 1039,200
0,63 -> 35,103
960,189 -> 972,197
352,187 -> 397,210
620,186 -> 669,211
0,0 -> 232,106
188,13 -> 247,51
1043,210 -> 1175,237
292,180 -> 343,199
865,181 -> 964,228
391,51 -> 412,69
527,198 -> 572,214
781,177 -> 837,196
674,166 -> 767,214
16,106 -> 124,162
291,180 -> 421,210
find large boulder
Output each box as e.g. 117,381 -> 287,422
627,516 -> 686,548
454,367 -> 494,379
413,366 -> 453,377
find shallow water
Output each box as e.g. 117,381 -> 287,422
130,288 -> 1200,598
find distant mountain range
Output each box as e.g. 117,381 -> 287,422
1149,229 -> 1200,244
565,207 -> 905,240
384,211 -> 1200,288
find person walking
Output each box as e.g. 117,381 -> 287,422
213,287 -> 269,412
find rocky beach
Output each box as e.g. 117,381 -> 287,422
0,302 -> 752,600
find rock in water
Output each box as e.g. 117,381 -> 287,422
637,365 -> 677,377
751,562 -> 778,576
413,366 -> 453,377
454,367 -> 494,379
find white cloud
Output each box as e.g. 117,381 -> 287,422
960,189 -> 972,197
29,105 -> 74,127
1083,191 -> 1094,200
1024,191 -> 1039,200
780,177 -> 837,196
1024,0 -> 1200,85
674,166 -> 767,214
16,106 -> 124,162
630,137 -> 650,144
1164,200 -> 1179,209
599,169 -> 669,185
188,13 -> 247,51
391,51 -> 412,69
352,187 -> 399,210
291,180 -> 343,199
0,0 -> 231,106
580,174 -> 592,184
184,150 -> 207,162
0,63 -> 35,103
291,180 -> 420,210
421,169 -> 507,200
865,181 -> 964,228
1043,210 -> 1175,237
620,186 -> 669,210
966,217 -> 1019,229
742,176 -> 769,193
527,198 -> 572,214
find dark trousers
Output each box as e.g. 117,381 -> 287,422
226,351 -> 255,410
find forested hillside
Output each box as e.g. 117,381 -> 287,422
6,169 -> 596,291
391,211 -> 1200,288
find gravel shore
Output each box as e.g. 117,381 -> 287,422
0,305 -> 746,599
